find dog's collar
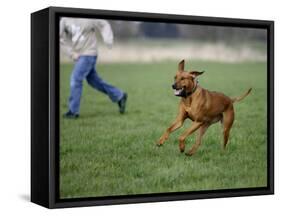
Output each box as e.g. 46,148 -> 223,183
186,80 -> 199,97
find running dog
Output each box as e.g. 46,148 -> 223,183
157,60 -> 252,156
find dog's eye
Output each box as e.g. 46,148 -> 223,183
181,77 -> 185,80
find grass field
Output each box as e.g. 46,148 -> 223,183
60,60 -> 267,199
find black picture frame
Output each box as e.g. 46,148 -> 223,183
31,6 -> 274,209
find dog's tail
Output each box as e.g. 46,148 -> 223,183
232,88 -> 252,103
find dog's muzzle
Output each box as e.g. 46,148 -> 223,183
172,83 -> 185,97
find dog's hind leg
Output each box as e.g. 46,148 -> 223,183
222,105 -> 235,149
186,122 -> 211,156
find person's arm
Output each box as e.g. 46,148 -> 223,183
60,18 -> 79,60
59,18 -> 66,39
92,19 -> 114,48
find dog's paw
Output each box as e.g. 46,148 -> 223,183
179,143 -> 185,153
157,134 -> 169,146
157,139 -> 165,146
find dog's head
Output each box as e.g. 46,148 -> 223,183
172,60 -> 204,97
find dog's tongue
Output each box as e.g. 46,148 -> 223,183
174,89 -> 181,95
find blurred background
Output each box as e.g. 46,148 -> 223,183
60,19 -> 267,63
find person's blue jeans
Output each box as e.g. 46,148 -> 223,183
68,56 -> 124,114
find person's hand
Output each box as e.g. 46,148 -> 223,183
71,52 -> 80,61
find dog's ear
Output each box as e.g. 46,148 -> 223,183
189,71 -> 205,78
178,59 -> 185,72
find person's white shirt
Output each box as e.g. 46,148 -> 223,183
60,17 -> 113,60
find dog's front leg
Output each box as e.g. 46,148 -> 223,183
157,107 -> 186,146
178,121 -> 203,153
157,119 -> 183,146
186,122 -> 210,156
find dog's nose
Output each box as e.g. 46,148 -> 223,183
172,83 -> 176,89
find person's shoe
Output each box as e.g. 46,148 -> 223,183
118,93 -> 127,114
63,110 -> 79,119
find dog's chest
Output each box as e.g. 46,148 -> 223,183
183,99 -> 207,122
182,103 -> 196,121
184,107 -> 198,121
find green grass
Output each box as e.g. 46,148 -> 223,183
60,60 -> 267,198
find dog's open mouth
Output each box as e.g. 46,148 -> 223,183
174,88 -> 184,96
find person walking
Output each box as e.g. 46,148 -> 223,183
60,17 -> 127,118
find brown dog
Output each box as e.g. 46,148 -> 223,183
157,60 -> 252,156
